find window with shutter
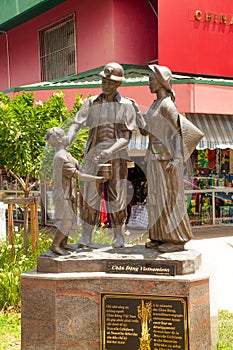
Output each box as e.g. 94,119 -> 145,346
39,13 -> 77,81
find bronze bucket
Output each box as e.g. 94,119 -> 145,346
97,163 -> 112,181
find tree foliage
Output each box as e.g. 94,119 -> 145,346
0,90 -> 88,253
0,90 -> 88,194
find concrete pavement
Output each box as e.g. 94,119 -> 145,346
187,226 -> 233,312
125,225 -> 233,312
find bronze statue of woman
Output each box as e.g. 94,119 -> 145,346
142,65 -> 203,252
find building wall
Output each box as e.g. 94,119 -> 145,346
0,0 -> 157,90
0,33 -> 9,89
158,0 -> 233,77
7,86 -> 152,112
113,0 -> 157,64
1,0 -> 232,115
7,82 -> 233,114
173,84 -> 233,114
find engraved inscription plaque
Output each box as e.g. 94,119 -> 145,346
106,261 -> 176,276
101,293 -> 189,350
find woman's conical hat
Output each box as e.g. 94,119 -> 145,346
148,64 -> 175,100
179,114 -> 204,161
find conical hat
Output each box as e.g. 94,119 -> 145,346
148,64 -> 175,101
179,114 -> 204,161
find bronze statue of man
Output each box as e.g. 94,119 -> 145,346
67,62 -> 144,248
141,64 -> 203,252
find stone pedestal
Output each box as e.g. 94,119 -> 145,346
21,246 -> 215,350
37,244 -> 202,275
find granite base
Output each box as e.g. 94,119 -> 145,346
21,268 -> 215,349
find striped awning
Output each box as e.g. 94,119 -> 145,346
186,114 -> 233,150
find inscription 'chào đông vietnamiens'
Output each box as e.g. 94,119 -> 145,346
107,262 -> 176,276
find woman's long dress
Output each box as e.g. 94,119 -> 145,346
145,96 -> 193,244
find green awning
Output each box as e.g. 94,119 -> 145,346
0,0 -> 66,32
3,65 -> 233,94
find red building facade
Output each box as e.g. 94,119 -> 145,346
0,0 -> 157,90
1,0 -> 232,114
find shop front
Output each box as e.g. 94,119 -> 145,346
126,112 -> 233,228
185,113 -> 233,227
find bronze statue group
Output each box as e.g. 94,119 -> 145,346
45,62 -> 203,256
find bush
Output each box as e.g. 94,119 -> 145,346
217,310 -> 233,349
0,229 -> 53,311
0,226 -> 112,311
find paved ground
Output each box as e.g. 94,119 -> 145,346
187,226 -> 233,312
125,225 -> 233,312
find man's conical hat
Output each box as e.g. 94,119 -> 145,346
179,114 -> 204,161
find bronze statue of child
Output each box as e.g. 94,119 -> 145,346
45,126 -> 104,255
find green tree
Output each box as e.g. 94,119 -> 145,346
0,91 -> 88,252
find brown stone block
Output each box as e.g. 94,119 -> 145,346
151,279 -> 190,295
100,276 -> 191,297
56,277 -> 101,298
55,294 -> 99,342
21,277 -> 56,320
189,278 -> 211,348
21,342 -> 55,350
100,276 -> 154,295
21,319 -> 55,344
55,339 -> 100,350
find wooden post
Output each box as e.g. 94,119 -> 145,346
40,182 -> 46,226
30,201 -> 38,253
30,203 -> 35,252
4,196 -> 40,255
7,203 -> 14,258
34,201 -> 38,249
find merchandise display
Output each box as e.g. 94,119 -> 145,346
1,146 -> 233,229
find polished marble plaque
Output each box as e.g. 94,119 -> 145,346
101,293 -> 189,350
